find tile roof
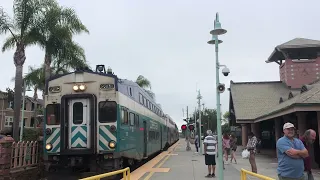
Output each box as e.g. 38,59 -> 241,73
230,80 -> 320,121
255,80 -> 320,120
230,81 -> 297,120
277,38 -> 320,49
266,38 -> 320,62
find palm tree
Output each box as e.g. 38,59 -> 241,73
136,75 -> 152,89
33,1 -> 89,85
0,0 -> 48,141
3,1 -> 89,96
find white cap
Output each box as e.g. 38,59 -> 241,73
283,122 -> 295,130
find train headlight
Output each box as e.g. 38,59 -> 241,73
108,141 -> 116,149
45,143 -> 53,151
73,84 -> 86,92
73,85 -> 79,91
79,84 -> 86,91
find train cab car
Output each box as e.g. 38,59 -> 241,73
44,65 -> 179,174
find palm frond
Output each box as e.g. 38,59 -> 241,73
53,40 -> 87,70
0,7 -> 16,39
24,65 -> 45,91
2,35 -> 17,52
136,75 -> 152,89
59,7 -> 89,34
13,0 -> 41,38
24,27 -> 46,48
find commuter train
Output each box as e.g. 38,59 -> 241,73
44,65 -> 179,173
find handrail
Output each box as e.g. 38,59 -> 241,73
79,167 -> 130,180
240,168 -> 275,180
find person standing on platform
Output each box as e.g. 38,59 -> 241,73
195,134 -> 199,153
277,122 -> 309,180
229,134 -> 237,164
204,130 -> 217,178
222,133 -> 231,164
300,129 -> 317,180
247,132 -> 258,173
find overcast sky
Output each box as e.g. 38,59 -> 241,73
1,0 -> 319,129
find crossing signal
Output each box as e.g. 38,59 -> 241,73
181,124 -> 187,131
188,124 -> 194,131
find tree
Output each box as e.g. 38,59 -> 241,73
222,111 -> 230,125
0,0 -> 48,141
28,0 -> 89,93
136,75 -> 151,89
222,123 -> 231,134
193,108 -> 217,135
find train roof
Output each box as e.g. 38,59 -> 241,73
46,65 -> 172,119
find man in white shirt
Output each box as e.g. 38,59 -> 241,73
204,130 -> 217,178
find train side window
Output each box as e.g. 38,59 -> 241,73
73,102 -> 83,124
129,112 -> 135,126
99,101 -> 117,123
121,108 -> 129,124
139,94 -> 143,104
135,115 -> 139,127
46,104 -> 60,125
143,97 -> 147,107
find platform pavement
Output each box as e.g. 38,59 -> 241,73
129,139 -> 320,180
129,139 -> 242,180
231,149 -> 320,180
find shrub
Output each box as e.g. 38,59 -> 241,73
23,128 -> 41,141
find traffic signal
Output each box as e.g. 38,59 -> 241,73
181,124 -> 187,131
188,124 -> 194,131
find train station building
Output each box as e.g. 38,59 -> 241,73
229,38 -> 320,169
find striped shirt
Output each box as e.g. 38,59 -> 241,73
204,135 -> 217,155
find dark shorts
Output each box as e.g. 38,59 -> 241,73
225,148 -> 231,155
205,154 -> 216,165
232,147 -> 237,151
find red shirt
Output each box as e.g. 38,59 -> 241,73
300,137 -> 311,171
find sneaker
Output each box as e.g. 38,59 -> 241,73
212,173 -> 216,177
205,174 -> 211,178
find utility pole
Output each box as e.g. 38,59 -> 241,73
197,90 -> 203,154
194,107 -> 197,135
186,106 -> 191,151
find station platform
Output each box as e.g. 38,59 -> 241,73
130,139 -> 241,180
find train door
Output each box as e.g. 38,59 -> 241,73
143,121 -> 147,157
160,126 -> 163,150
68,99 -> 90,149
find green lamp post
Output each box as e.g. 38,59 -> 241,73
207,12 -> 227,180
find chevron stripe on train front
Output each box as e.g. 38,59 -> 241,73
46,127 -> 61,153
71,126 -> 87,148
99,125 -> 116,151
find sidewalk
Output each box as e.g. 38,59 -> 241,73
136,139 -> 242,180
230,149 -> 320,180
132,139 -> 320,180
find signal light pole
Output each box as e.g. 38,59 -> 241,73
185,106 -> 191,151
